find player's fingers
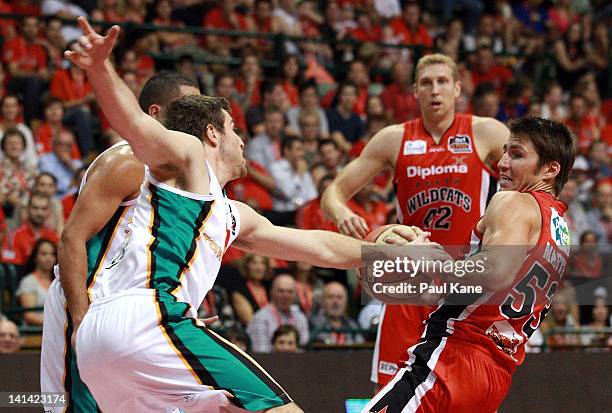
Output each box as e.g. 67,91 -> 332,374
392,226 -> 417,241
105,25 -> 120,44
77,16 -> 95,35
345,220 -> 362,239
352,217 -> 369,238
200,315 -> 219,325
79,35 -> 93,50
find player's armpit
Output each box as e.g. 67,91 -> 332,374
475,191 -> 541,291
472,116 -> 509,171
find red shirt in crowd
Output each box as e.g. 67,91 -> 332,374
50,69 -> 93,103
471,65 -> 513,93
2,36 -> 47,73
350,26 -> 382,43
282,80 -> 299,107
1,223 -> 59,265
35,123 -> 82,159
235,77 -> 262,108
61,192 -> 77,221
389,18 -> 432,47
379,83 -> 420,123
565,114 -> 601,155
225,161 -> 273,211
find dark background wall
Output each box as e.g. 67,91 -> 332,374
1,352 -> 610,413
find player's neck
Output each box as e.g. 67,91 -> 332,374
522,181 -> 556,196
422,112 -> 455,143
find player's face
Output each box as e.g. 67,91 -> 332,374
414,64 -> 460,118
219,110 -> 247,179
498,136 -> 545,192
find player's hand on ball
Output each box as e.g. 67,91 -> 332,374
336,209 -> 369,239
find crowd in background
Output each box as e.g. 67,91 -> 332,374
0,0 -> 611,353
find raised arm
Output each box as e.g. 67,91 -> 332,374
65,17 -> 202,176
59,149 -> 143,330
472,116 -> 509,171
321,124 -> 402,238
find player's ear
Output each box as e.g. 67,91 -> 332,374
148,104 -> 161,119
204,123 -> 219,147
454,80 -> 462,98
542,160 -> 561,180
412,82 -> 417,98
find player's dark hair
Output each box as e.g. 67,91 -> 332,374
165,95 -> 230,141
138,72 -> 199,113
271,324 -> 300,345
507,117 -> 575,195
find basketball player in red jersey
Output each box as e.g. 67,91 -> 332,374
321,54 -> 509,387
364,117 -> 575,413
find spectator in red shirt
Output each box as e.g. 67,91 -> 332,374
565,93 -> 601,156
1,193 -> 59,265
252,0 -> 276,54
2,16 -> 48,124
389,1 -> 432,48
35,97 -> 81,160
202,0 -> 254,55
380,60 -> 420,123
470,44 -> 512,94
152,0 -> 195,51
321,60 -> 369,116
349,11 -> 382,43
215,74 -> 247,133
38,16 -> 66,73
296,175 -> 338,232
235,53 -> 264,112
50,55 -> 96,157
279,55 -> 301,107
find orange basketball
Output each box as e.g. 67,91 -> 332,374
365,224 -> 417,244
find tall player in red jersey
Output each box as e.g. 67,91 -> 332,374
365,117 -> 576,413
321,54 -> 509,386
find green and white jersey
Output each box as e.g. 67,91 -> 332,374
94,161 -> 240,314
54,142 -> 139,302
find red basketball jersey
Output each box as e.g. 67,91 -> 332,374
439,191 -> 570,369
373,115 -> 499,386
395,114 -> 497,245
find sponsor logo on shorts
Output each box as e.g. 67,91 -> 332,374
378,361 -> 398,375
448,135 -> 472,153
403,140 -> 427,155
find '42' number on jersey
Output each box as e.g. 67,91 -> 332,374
423,206 -> 453,230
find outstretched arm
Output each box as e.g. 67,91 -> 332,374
233,202 -> 437,269
233,201 -> 367,268
65,17 -> 202,175
321,125 -> 401,238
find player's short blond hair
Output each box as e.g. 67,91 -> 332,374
415,53 -> 458,82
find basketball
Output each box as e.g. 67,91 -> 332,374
364,224 -> 418,244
